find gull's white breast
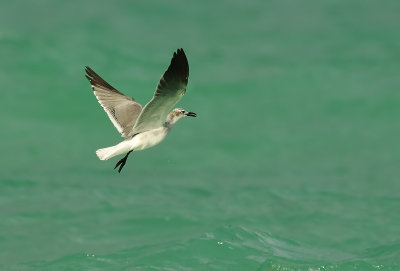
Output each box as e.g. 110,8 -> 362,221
130,127 -> 168,151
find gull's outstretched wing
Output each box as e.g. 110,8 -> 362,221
85,66 -> 143,138
127,48 -> 189,136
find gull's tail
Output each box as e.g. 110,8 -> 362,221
96,140 -> 132,160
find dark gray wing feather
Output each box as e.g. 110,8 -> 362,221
85,67 -> 142,138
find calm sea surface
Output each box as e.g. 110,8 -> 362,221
1,0 -> 400,270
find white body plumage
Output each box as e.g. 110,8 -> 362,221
96,127 -> 168,161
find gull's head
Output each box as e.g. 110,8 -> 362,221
166,108 -> 197,125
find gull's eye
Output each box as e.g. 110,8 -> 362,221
181,110 -> 185,114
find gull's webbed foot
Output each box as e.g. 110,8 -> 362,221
114,150 -> 132,173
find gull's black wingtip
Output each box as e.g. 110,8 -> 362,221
84,66 -> 95,86
84,66 -> 94,79
84,66 -> 118,91
175,48 -> 186,58
166,48 -> 189,83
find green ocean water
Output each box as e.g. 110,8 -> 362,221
1,0 -> 400,270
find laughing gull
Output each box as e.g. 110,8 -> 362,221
85,48 -> 196,172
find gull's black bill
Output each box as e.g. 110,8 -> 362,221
185,112 -> 197,117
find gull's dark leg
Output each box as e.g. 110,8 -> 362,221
114,150 -> 133,173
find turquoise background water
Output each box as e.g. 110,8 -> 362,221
1,0 -> 400,270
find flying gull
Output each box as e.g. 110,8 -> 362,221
85,48 -> 196,172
